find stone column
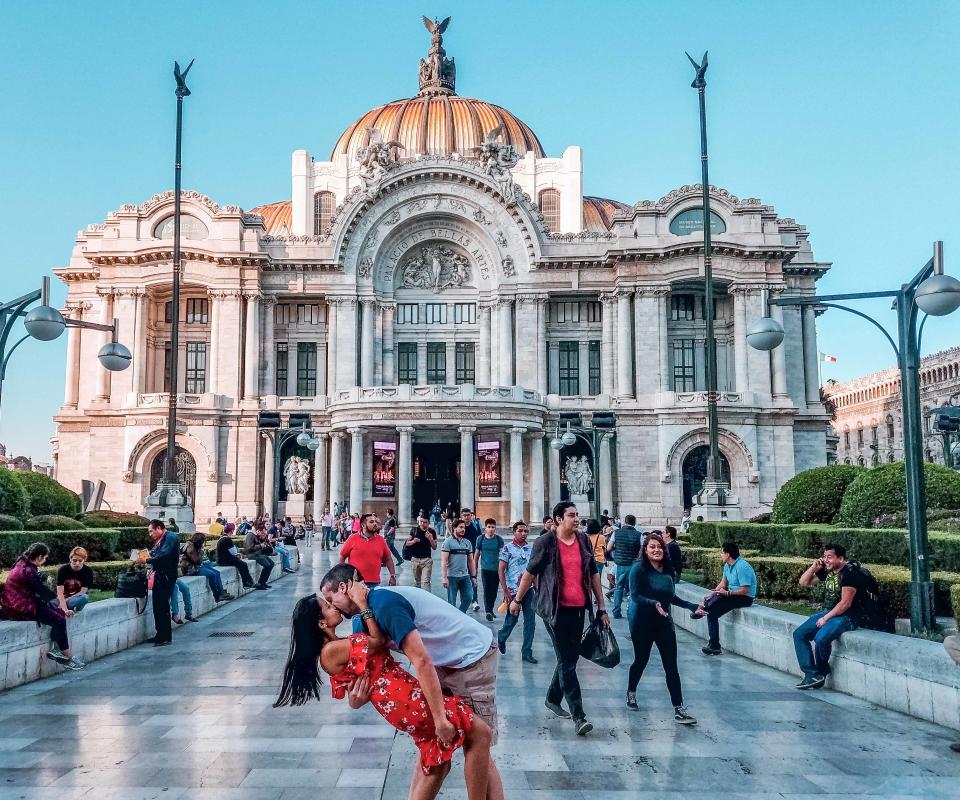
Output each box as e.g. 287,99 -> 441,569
360,298 -> 375,386
578,340 -> 590,396
498,298 -> 514,385
598,431 -> 615,517
733,287 -> 749,393
478,304 -> 492,386
382,302 -> 396,385
771,299 -> 789,398
130,291 -> 146,397
262,298 -> 276,396
657,290 -> 671,392
336,299 -> 358,391
263,433 -> 275,518
536,297 -> 548,395
328,432 -> 345,511
416,342 -> 427,385
509,426 -> 526,522
514,297 -> 536,389
459,426 -> 476,511
243,293 -> 260,399
548,441 -> 561,509
348,427 -> 364,512
325,299 -> 337,395
207,290 -> 222,396
616,290 -> 634,399
802,304 -> 820,405
600,293 -> 616,393
397,426 -> 413,525
63,304 -> 82,407
529,431 -> 545,526
95,289 -> 112,400
313,433 -> 328,517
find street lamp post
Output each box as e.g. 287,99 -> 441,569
747,242 -> 960,631
686,50 -> 727,505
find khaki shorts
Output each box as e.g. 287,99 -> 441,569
435,643 -> 499,744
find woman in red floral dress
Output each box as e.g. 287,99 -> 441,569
276,580 -> 491,800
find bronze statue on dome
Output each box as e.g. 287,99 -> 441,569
418,15 -> 456,95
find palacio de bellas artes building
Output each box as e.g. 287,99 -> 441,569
51,18 -> 832,529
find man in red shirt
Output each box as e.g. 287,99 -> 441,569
340,513 -> 397,588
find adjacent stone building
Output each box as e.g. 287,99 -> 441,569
51,20 -> 831,525
824,346 -> 960,467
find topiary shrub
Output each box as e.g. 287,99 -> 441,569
25,514 -> 88,531
836,463 -> 960,528
771,465 -> 865,524
117,526 -> 152,554
78,510 -> 151,528
11,472 -> 81,518
0,470 -> 30,521
0,514 -> 24,531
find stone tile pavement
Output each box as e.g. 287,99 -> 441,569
0,547 -> 958,799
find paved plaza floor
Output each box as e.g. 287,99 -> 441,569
0,546 -> 959,799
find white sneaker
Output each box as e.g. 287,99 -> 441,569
65,657 -> 86,671
46,649 -> 70,666
471,602 -> 480,612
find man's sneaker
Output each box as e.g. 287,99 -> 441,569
674,706 -> 697,725
485,612 -> 494,622
544,700 -> 572,719
171,615 -> 184,625
574,718 -> 593,736
796,674 -> 826,690
185,615 -> 198,623
64,657 -> 85,671
253,584 -> 269,590
701,645 -> 722,656
282,568 -> 296,574
46,649 -> 70,666
625,691 -> 638,710
471,602 -> 481,613
216,592 -> 235,602
522,654 -> 538,664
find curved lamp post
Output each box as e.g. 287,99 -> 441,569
0,276 -> 131,414
748,241 -> 960,632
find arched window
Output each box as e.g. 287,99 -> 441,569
887,452 -> 896,463
538,188 -> 561,233
149,446 -> 197,504
886,415 -> 895,440
844,458 -> 852,465
313,191 -> 335,236
857,456 -> 865,467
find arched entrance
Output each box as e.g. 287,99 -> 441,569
149,447 -> 197,504
681,446 -> 731,509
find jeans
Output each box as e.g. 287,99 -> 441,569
498,589 -> 536,658
480,569 -> 500,615
322,527 -> 334,549
252,554 -> 274,586
612,567 -> 631,615
447,575 -> 474,613
274,544 -> 292,571
385,535 -> 404,565
628,613 -> 683,706
411,556 -> 433,589
544,606 -> 587,721
196,564 -> 224,597
705,594 -> 754,649
793,610 -> 857,676
170,578 -> 193,617
65,593 -> 89,613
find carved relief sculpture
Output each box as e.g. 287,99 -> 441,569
564,455 -> 594,496
400,245 -> 471,292
473,123 -> 521,206
283,455 -> 312,495
356,127 -> 403,201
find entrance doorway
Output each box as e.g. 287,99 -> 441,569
412,442 -> 460,521
681,445 -> 731,509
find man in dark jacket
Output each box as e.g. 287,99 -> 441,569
509,501 -> 609,736
142,520 -> 179,646
244,528 -> 276,588
611,515 -> 644,618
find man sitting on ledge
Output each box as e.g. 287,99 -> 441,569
793,543 -> 870,690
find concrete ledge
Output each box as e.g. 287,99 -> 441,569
672,582 -> 960,730
0,548 -> 299,691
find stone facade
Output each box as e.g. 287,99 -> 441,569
51,22 -> 831,525
824,346 -> 960,467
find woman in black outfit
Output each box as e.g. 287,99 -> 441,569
626,532 -> 698,724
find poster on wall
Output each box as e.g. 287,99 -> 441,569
372,441 -> 397,498
477,441 -> 501,497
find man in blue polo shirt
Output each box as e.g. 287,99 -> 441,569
692,541 -> 757,655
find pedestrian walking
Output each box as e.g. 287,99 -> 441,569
403,516 -> 438,590
610,514 -> 644,618
383,509 -> 404,566
474,518 -> 504,621
340,513 -> 396,588
496,521 -> 537,664
442,520 -> 476,612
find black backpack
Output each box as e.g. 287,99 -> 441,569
845,562 -> 883,630
115,568 -> 148,614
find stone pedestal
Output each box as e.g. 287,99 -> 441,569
571,493 -> 592,520
692,481 -> 741,521
144,482 -> 196,533
285,493 -> 307,522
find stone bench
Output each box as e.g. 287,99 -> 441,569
671,581 -> 960,730
0,548 -> 299,691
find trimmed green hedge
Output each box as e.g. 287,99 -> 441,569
11,472 -> 81,518
0,471 -> 30,521
836,462 -> 960,528
78,511 -> 151,528
0,514 -> 24,531
25,515 -> 87,531
117,527 -> 152,554
0,529 -> 120,568
771,465 -> 865,524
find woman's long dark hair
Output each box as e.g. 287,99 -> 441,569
637,532 -> 675,577
274,593 -> 324,708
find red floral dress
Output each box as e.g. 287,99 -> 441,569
331,634 -> 474,773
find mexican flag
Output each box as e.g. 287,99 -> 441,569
819,352 -> 838,363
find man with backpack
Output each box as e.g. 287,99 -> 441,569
793,543 -> 876,689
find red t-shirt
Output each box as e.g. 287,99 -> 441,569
558,537 -> 587,608
342,534 -> 391,583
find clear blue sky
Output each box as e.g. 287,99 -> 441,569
2,1 -> 957,462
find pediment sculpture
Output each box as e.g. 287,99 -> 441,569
400,245 -> 471,292
474,123 -> 521,206
357,127 -> 403,201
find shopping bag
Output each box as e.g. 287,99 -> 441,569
579,616 -> 620,668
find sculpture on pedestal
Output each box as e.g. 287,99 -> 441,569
283,455 -> 312,496
564,455 -> 594,496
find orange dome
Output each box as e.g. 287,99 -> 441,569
583,196 -> 631,232
331,95 -> 544,161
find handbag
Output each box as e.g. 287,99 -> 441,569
115,567 -> 149,614
580,614 -> 620,668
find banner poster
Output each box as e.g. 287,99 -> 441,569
372,441 -> 397,497
476,440 -> 501,497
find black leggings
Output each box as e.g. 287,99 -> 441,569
480,569 -> 500,615
628,616 -> 683,707
36,604 -> 69,651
